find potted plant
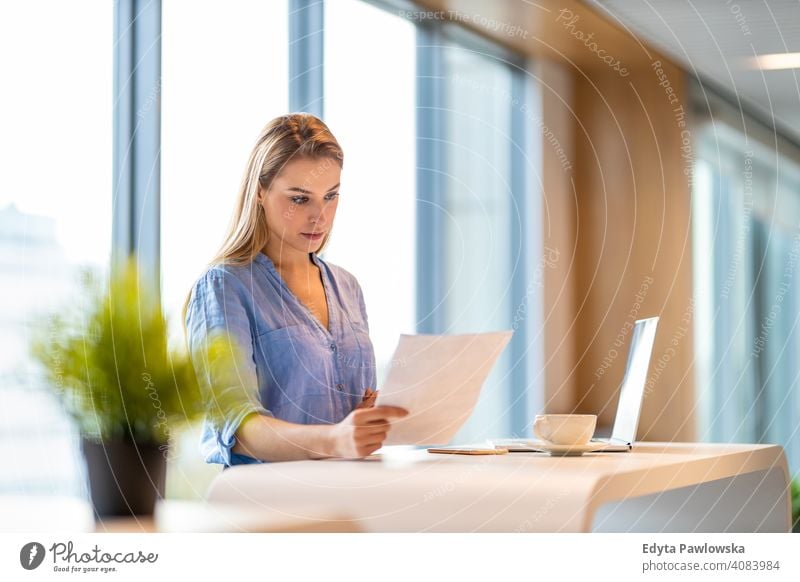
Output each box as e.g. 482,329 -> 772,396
30,259 -> 204,519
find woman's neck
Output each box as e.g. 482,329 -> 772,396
262,244 -> 315,276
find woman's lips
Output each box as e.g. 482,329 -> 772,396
301,232 -> 324,240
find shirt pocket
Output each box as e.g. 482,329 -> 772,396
254,325 -> 335,424
347,318 -> 370,345
347,319 -> 376,375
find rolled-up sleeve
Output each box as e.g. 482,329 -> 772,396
185,269 -> 273,466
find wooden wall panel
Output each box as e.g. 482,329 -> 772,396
571,62 -> 695,440
538,59 -> 578,416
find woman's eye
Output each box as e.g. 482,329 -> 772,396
290,193 -> 338,205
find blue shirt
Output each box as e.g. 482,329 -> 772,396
185,251 -> 377,466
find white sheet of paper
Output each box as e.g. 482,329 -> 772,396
374,331 -> 513,446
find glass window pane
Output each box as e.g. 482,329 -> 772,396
323,0 -> 416,384
442,42 -> 515,443
0,1 -> 113,495
161,0 -> 289,346
694,118 -> 800,475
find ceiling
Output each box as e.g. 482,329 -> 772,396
587,0 -> 800,143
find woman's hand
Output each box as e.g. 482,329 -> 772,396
327,405 -> 408,458
355,387 -> 377,409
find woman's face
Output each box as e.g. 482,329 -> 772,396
261,156 -> 341,261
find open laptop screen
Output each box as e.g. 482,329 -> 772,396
610,317 -> 659,444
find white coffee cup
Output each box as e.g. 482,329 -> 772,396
533,414 -> 597,445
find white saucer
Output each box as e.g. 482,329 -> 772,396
493,439 -> 604,456
533,443 -> 605,456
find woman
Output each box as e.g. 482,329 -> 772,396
184,113 -> 407,466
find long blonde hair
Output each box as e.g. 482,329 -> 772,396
182,113 -> 344,329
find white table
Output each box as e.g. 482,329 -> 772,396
206,442 -> 792,532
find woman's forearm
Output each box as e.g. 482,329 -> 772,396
231,413 -> 334,462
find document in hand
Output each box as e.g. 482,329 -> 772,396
375,331 -> 513,446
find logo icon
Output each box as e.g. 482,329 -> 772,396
20,542 -> 46,570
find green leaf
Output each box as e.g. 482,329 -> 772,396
29,257 -> 207,444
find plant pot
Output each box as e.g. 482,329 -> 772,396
81,439 -> 167,518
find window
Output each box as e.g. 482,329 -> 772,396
694,109 -> 800,474
161,0 -> 290,347
440,37 -> 520,443
0,0 -> 113,495
323,0 -> 417,384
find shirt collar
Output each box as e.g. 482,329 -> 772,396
255,251 -> 322,273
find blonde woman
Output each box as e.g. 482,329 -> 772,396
184,113 -> 407,466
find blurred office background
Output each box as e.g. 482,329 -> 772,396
1,0 -> 799,500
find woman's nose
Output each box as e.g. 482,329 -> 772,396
308,200 -> 333,224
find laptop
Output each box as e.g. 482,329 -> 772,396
494,316 -> 659,453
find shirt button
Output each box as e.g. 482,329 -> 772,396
330,343 -> 337,351
336,383 -> 344,391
